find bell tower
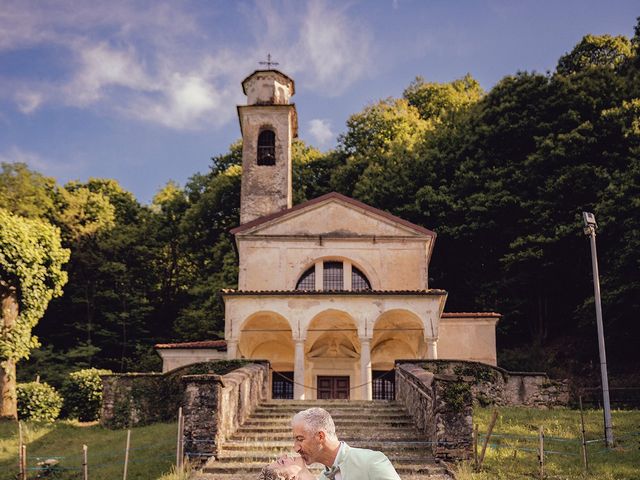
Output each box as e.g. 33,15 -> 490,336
238,67 -> 297,224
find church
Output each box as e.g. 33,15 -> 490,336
156,68 -> 500,401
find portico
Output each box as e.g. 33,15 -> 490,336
223,291 -> 447,400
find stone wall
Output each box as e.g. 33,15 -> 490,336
420,360 -> 569,408
396,362 -> 473,460
182,362 -> 269,462
101,373 -> 181,428
100,359 -> 254,428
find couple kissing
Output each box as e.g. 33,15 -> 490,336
259,407 -> 400,480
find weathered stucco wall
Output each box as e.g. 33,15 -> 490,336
420,360 -> 569,408
438,316 -> 499,365
395,362 -> 473,460
182,362 -> 269,461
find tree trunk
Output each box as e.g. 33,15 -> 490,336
0,284 -> 18,420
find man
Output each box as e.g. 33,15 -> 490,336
291,407 -> 401,480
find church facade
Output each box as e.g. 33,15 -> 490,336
157,69 -> 500,401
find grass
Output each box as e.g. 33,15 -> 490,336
0,420 -> 178,480
454,406 -> 640,480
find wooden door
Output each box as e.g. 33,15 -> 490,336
317,376 -> 350,399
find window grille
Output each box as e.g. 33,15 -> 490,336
257,129 -> 276,165
323,261 -> 343,290
352,266 -> 372,290
296,266 -> 316,290
272,371 -> 294,399
372,370 -> 395,400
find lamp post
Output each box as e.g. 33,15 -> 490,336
582,211 -> 614,447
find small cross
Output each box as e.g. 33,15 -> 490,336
259,53 -> 279,69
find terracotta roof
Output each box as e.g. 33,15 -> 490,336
230,192 -> 437,238
155,340 -> 227,350
221,288 -> 447,296
441,312 -> 502,318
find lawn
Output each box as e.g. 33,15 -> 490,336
455,407 -> 640,480
0,420 -> 178,480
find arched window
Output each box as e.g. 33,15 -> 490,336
296,266 -> 315,290
352,266 -> 372,290
295,261 -> 371,291
257,129 -> 276,165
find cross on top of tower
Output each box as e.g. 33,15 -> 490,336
259,53 -> 279,69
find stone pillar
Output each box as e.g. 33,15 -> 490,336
294,339 -> 305,400
226,340 -> 238,359
426,337 -> 438,359
360,337 -> 372,400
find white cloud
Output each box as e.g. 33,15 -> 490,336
15,91 -> 43,114
308,119 -> 334,148
0,0 -> 374,128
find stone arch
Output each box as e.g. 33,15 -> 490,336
372,309 -> 425,370
238,311 -> 293,371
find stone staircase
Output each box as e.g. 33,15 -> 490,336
192,400 -> 453,480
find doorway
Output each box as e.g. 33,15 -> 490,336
317,376 -> 350,399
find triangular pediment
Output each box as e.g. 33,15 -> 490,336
231,193 -> 435,238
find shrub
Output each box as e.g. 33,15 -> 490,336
62,368 -> 112,421
17,381 -> 63,422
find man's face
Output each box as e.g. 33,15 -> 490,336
293,421 -> 323,465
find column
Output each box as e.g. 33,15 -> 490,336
226,339 -> 238,359
360,337 -> 372,400
426,337 -> 438,359
293,339 -> 306,400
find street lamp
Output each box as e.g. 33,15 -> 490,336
582,211 -> 614,447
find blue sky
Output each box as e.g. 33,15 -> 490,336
0,1 -> 637,204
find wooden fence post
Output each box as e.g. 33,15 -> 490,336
123,429 -> 131,480
473,423 -> 479,471
538,426 -> 544,479
21,444 -> 27,480
579,396 -> 589,472
176,407 -> 183,469
478,410 -> 498,470
83,444 -> 88,480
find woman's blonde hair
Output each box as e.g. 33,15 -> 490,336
257,465 -> 295,480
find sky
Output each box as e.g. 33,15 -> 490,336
0,1 -> 637,204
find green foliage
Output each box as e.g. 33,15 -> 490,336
16,381 -> 63,422
0,162 -> 56,219
62,368 -> 112,421
184,359 -> 251,375
403,74 -> 484,124
557,33 -> 633,74
0,209 -> 69,362
440,381 -> 472,412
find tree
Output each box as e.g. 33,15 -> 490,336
0,162 -> 56,219
557,34 -> 632,75
0,209 -> 69,419
403,74 -> 484,125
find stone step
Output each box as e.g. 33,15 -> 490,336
255,403 -> 404,412
250,410 -> 409,419
234,424 -> 418,433
241,418 -> 416,428
220,440 -> 433,452
192,474 -> 453,480
200,460 -> 448,475
229,431 -> 424,442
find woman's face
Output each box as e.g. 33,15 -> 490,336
269,455 -> 306,478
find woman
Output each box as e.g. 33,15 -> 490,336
258,454 -> 315,480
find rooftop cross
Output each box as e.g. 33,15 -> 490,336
259,53 -> 279,69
